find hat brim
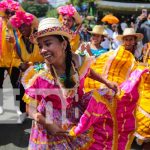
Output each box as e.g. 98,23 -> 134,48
30,27 -> 73,44
88,31 -> 107,37
116,33 -> 143,41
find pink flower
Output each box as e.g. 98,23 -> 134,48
58,4 -> 76,17
23,13 -> 34,25
7,0 -> 14,3
8,1 -> 20,11
16,11 -> 25,18
10,11 -> 34,28
10,15 -> 23,28
0,1 -> 8,11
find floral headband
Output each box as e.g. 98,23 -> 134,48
0,0 -> 20,12
57,4 -> 76,17
10,11 -> 34,28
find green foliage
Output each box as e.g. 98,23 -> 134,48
46,8 -> 58,18
104,0 -> 150,2
21,1 -> 49,17
68,0 -> 89,6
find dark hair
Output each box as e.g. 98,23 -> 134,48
5,9 -> 15,16
52,35 -> 76,88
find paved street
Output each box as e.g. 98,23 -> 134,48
0,74 -> 142,150
0,74 -> 30,150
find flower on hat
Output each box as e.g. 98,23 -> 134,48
23,13 -> 34,25
0,1 -> 8,11
58,4 -> 76,17
8,0 -> 20,11
10,15 -> 22,28
0,0 -> 19,12
10,11 -> 34,28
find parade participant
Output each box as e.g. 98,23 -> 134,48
116,28 -> 144,61
77,25 -> 108,57
9,11 -> 43,123
22,17 -> 118,149
0,0 -> 23,115
69,66 -> 147,150
57,4 -> 82,52
84,28 -> 144,92
9,11 -> 43,64
81,28 -> 146,149
134,42 -> 150,149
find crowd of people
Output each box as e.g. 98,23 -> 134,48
0,0 -> 150,149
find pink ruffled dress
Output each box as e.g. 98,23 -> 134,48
22,56 -> 95,150
69,68 -> 148,150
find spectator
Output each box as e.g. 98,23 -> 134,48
136,13 -> 150,44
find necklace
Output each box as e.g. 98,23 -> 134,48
51,63 -> 80,102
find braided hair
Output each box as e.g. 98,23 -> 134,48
53,35 -> 76,88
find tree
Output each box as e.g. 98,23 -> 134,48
21,1 -> 49,17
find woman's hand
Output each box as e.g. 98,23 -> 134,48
46,123 -> 66,135
33,112 -> 66,135
106,81 -> 119,94
6,35 -> 15,43
19,62 -> 32,72
80,43 -> 87,52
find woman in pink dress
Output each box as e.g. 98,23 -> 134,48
22,17 -> 118,149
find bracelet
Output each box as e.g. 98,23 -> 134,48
69,126 -> 76,136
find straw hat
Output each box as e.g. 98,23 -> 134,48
88,25 -> 107,36
116,28 -> 143,41
57,4 -> 82,24
30,18 -> 73,44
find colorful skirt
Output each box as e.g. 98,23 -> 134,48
29,120 -> 94,150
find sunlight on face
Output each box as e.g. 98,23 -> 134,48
38,35 -> 65,65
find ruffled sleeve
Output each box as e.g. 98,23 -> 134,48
69,90 -> 107,136
21,64 -> 45,105
21,65 -> 38,89
78,55 -> 95,80
70,98 -> 98,136
22,74 -> 42,105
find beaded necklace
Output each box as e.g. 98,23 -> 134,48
51,62 -> 80,101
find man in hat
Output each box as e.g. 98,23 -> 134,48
116,28 -> 143,61
57,4 -> 82,52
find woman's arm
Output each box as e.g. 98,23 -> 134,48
87,68 -> 118,93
